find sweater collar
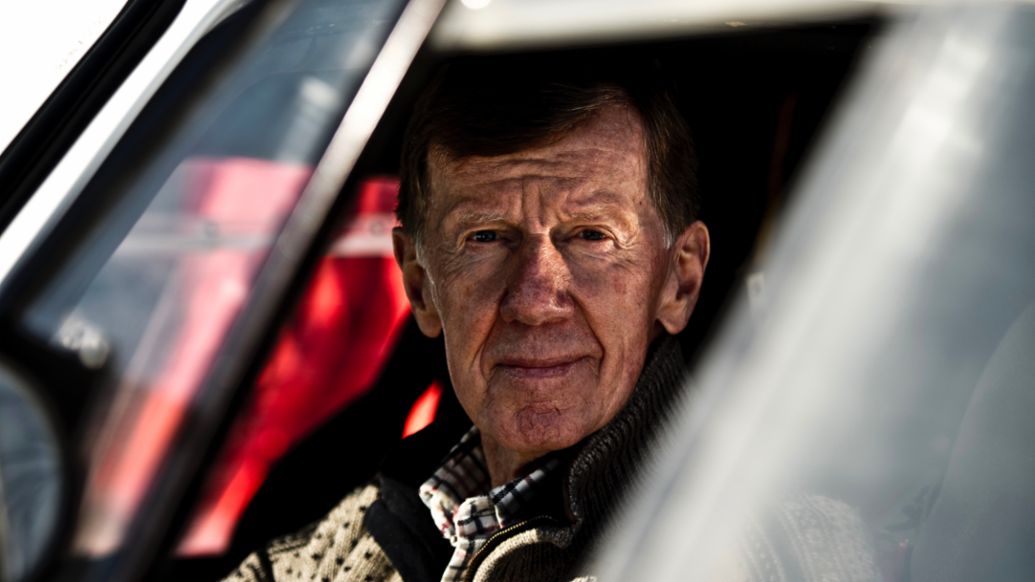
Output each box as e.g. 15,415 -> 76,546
562,335 -> 688,537
380,334 -> 689,541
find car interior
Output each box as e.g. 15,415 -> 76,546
9,1 -> 1035,579
152,12 -> 885,582
4,2 -> 1034,581
21,0 -> 1012,579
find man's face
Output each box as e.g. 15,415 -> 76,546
395,104 -> 707,476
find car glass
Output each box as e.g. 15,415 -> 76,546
1,0 -> 410,575
589,5 -> 1035,581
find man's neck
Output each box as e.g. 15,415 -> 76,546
481,436 -> 549,487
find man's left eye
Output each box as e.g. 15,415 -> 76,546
469,230 -> 498,243
577,229 -> 608,242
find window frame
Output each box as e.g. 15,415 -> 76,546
0,0 -> 187,232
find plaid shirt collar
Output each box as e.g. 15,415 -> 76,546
419,428 -> 558,582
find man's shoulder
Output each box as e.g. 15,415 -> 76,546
266,482 -> 381,558
222,483 -> 395,582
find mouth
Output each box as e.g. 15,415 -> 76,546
495,356 -> 591,379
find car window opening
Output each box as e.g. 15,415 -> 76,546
170,17 -> 880,579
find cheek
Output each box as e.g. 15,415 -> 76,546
432,256 -> 509,394
434,253 -> 503,322
570,257 -> 658,386
609,275 -> 629,296
569,255 -> 654,322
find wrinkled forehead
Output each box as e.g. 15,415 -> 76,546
426,104 -> 648,212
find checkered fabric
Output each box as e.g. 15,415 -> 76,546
419,428 -> 557,582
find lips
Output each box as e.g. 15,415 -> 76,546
494,356 -> 591,379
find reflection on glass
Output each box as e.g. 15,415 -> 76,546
68,157 -> 312,555
592,6 -> 1035,581
12,0 -> 402,560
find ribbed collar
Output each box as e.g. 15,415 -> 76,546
562,335 -> 688,539
369,335 -> 689,580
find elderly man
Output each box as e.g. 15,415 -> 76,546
225,58 -> 709,582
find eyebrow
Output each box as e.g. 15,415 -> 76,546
563,209 -> 638,236
448,209 -> 510,230
440,189 -> 639,233
563,190 -> 639,223
565,189 -> 628,208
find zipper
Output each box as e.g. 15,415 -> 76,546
461,514 -> 559,582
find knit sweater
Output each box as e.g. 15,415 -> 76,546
222,336 -> 880,581
223,336 -> 687,582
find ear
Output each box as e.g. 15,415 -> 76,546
393,228 -> 443,338
656,221 -> 710,335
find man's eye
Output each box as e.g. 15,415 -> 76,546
469,230 -> 498,243
578,229 -> 608,242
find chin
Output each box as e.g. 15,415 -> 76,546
503,406 -> 590,454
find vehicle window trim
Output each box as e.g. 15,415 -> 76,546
0,0 -> 187,232
0,0 -> 253,295
81,0 -> 448,579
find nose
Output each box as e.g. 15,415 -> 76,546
499,236 -> 574,326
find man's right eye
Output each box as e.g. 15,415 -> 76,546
469,230 -> 498,243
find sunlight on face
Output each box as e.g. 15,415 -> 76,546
416,105 -> 677,477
